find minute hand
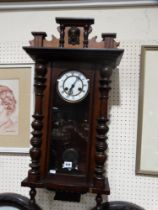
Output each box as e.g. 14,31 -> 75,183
68,76 -> 80,95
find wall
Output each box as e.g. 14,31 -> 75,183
0,3 -> 158,210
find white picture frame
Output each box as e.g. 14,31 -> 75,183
136,46 -> 158,176
0,64 -> 33,153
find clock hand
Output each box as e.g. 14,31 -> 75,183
68,76 -> 80,95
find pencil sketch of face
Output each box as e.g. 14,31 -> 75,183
0,84 -> 18,135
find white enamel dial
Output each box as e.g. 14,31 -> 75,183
57,70 -> 89,103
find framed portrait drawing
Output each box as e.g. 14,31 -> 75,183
0,64 -> 33,153
136,46 -> 158,176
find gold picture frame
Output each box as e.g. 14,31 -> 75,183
0,64 -> 33,153
136,46 -> 158,176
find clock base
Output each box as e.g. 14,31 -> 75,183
21,177 -> 110,194
54,191 -> 81,202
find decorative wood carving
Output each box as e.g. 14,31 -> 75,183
30,32 -> 47,47
68,26 -> 80,45
30,18 -> 119,49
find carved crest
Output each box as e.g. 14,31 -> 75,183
30,17 -> 119,49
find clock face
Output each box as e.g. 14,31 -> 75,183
57,70 -> 89,103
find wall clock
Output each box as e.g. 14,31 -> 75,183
57,70 -> 89,103
21,17 -> 124,209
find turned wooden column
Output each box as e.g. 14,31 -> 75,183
28,32 -> 47,183
94,66 -> 112,209
27,32 -> 47,204
28,62 -> 47,182
83,24 -> 92,48
59,24 -> 65,48
28,62 -> 47,204
83,24 -> 89,48
29,187 -> 37,205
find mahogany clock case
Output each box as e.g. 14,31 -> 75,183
21,17 -> 124,207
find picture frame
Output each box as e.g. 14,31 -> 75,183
136,45 -> 158,176
0,0 -> 157,10
0,64 -> 33,153
0,0 -> 156,4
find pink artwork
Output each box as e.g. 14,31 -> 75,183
0,80 -> 19,135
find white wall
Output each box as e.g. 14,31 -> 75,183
0,3 -> 158,210
0,6 -> 158,41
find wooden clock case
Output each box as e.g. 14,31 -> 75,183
21,17 -> 124,209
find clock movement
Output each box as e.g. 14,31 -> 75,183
21,17 -> 124,209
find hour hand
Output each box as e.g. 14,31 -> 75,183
68,77 -> 80,95
68,84 -> 74,95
